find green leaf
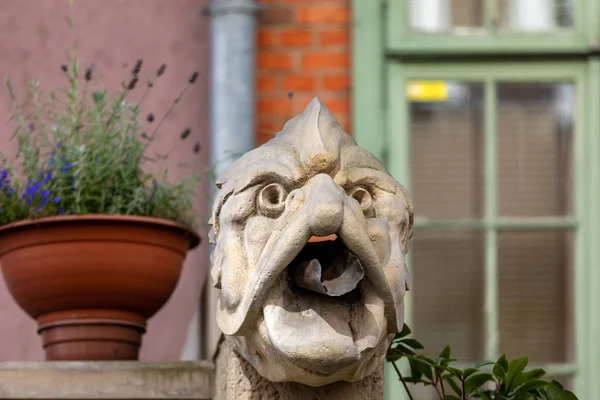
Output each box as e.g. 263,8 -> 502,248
401,377 -> 425,383
545,385 -> 579,400
398,323 -> 411,338
440,358 -> 458,367
444,395 -> 460,400
439,345 -> 451,360
445,376 -> 462,397
446,367 -> 463,377
401,338 -> 424,350
510,379 -> 549,396
497,354 -> 509,372
505,357 -> 529,393
395,344 -> 416,356
415,354 -> 436,365
463,367 -> 480,379
525,368 -> 546,380
464,372 -> 494,393
550,379 -> 564,390
408,357 -> 423,380
561,389 -> 579,400
493,362 -> 507,381
545,384 -> 564,400
415,358 -> 434,381
474,360 -> 495,369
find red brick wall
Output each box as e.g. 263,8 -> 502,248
256,0 -> 351,144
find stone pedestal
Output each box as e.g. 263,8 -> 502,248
0,361 -> 213,399
214,337 -> 384,400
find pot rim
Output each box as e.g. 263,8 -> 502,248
0,214 -> 201,249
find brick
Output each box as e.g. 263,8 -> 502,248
284,75 -> 316,92
280,29 -> 312,47
257,76 -> 278,91
258,29 -> 278,47
320,29 -> 349,46
323,74 -> 350,90
257,98 -> 292,116
297,6 -> 350,24
321,98 -> 349,114
302,52 -> 349,69
257,52 -> 293,70
258,6 -> 294,25
256,121 -> 278,142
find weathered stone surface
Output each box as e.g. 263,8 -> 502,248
214,336 -> 384,400
0,361 -> 213,399
209,97 -> 414,386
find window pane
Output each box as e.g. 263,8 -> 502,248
497,83 -> 574,217
411,230 -> 485,362
498,230 -> 574,364
410,82 -> 484,219
408,0 -> 484,32
498,0 -> 575,31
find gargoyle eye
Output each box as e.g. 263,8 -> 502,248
258,183 -> 288,218
348,186 -> 374,216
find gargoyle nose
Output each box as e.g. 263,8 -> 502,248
303,174 -> 344,237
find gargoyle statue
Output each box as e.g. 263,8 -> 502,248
209,98 -> 414,387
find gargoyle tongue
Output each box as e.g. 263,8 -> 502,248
293,252 -> 365,297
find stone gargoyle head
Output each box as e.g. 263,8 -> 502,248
209,98 -> 413,386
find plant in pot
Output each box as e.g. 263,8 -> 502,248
0,18 -> 201,361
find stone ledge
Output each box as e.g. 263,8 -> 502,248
0,361 -> 214,399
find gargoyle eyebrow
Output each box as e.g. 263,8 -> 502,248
335,167 -> 399,194
232,160 -> 304,194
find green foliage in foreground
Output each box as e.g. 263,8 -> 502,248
387,324 -> 578,400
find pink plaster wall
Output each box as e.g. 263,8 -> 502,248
0,0 -> 211,360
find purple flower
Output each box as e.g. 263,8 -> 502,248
193,142 -> 201,154
57,207 -> 65,214
0,170 -> 9,190
60,162 -> 72,173
57,143 -> 62,149
41,190 -> 50,199
53,197 -> 61,204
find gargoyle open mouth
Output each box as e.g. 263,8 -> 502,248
257,232 -> 391,379
288,235 -> 365,300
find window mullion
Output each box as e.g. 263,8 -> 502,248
485,0 -> 498,33
484,78 -> 499,362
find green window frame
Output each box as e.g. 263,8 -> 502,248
352,0 -> 600,399
386,0 -> 597,55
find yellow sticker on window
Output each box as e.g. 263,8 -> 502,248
406,81 -> 448,102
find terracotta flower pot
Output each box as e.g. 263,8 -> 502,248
0,215 -> 200,361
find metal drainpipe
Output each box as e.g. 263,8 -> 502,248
180,0 -> 260,361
